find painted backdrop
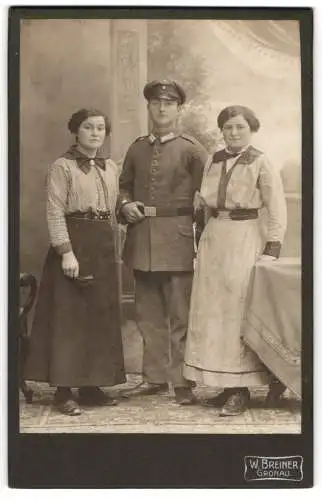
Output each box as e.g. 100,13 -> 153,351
20,19 -> 301,285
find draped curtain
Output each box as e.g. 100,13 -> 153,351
209,20 -> 300,79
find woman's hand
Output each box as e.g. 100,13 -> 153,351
259,254 -> 277,262
62,251 -> 79,278
121,201 -> 145,224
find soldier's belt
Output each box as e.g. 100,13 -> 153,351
211,208 -> 258,221
140,206 -> 193,217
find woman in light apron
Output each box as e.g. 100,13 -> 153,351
184,105 -> 287,416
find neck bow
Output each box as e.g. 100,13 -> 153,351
63,145 -> 106,174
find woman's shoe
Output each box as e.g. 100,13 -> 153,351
56,398 -> 82,416
78,387 -> 119,406
204,389 -> 233,407
219,389 -> 250,417
54,388 -> 82,416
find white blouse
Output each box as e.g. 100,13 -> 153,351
198,146 -> 287,244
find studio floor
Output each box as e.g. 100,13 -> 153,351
19,320 -> 301,434
20,376 -> 301,434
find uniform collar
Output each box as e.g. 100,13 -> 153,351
148,131 -> 177,144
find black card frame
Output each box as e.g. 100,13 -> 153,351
8,6 -> 313,489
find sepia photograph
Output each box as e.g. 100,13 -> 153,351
17,14 -> 304,435
8,5 -> 313,489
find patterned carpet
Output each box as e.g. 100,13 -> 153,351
20,375 -> 301,434
20,321 -> 301,434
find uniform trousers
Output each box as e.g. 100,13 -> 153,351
134,270 -> 193,388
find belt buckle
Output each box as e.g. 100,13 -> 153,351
97,210 -> 110,220
144,206 -> 157,217
217,210 -> 231,220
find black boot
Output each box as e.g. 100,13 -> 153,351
78,387 -> 119,406
265,379 -> 286,407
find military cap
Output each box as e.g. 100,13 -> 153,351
143,80 -> 186,105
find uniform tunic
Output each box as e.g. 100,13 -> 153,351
24,147 -> 126,387
184,145 -> 287,387
119,132 -> 208,386
119,132 -> 208,271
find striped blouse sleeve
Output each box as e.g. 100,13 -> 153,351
258,155 -> 287,258
46,161 -> 72,255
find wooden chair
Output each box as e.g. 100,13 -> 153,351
19,272 -> 37,402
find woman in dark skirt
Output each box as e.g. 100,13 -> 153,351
24,108 -> 126,415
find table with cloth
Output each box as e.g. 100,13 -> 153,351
243,257 -> 301,399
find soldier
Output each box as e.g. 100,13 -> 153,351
118,80 -> 208,405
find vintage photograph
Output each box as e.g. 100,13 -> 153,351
18,15 -> 303,436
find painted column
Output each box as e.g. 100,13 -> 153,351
110,20 -> 148,162
110,20 -> 148,317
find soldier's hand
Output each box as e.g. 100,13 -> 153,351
62,251 -> 79,278
122,201 -> 145,224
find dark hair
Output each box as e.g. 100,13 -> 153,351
67,108 -> 111,135
217,105 -> 260,132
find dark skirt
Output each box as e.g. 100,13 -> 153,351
24,217 -> 126,387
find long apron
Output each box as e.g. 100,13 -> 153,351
24,216 -> 126,387
184,216 -> 269,387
